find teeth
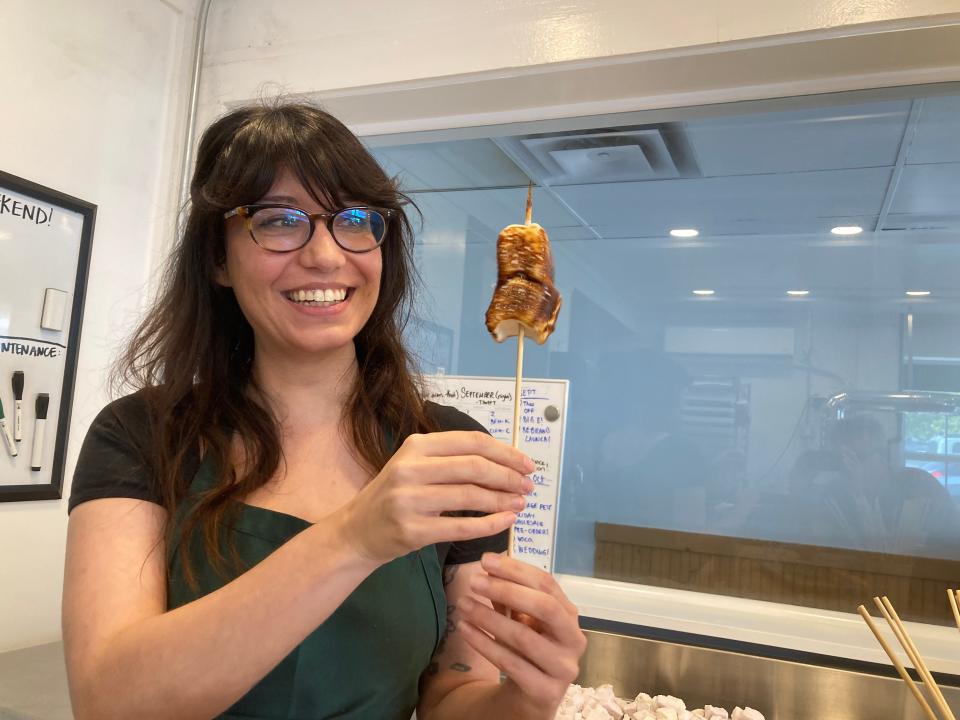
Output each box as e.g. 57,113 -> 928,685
288,288 -> 348,304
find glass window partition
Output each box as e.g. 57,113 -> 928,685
374,87 -> 960,625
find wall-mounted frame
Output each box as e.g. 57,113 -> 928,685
0,170 -> 95,501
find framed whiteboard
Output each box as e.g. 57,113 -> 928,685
0,170 -> 96,501
423,374 -> 569,573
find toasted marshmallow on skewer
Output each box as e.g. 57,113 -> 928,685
485,222 -> 562,345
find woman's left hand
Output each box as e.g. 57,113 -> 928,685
457,552 -> 587,717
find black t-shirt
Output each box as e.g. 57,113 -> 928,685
69,391 -> 508,567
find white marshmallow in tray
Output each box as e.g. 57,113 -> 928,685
585,707 -> 613,720
555,684 -> 764,720
655,696 -> 687,711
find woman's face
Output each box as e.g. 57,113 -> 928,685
217,169 -> 383,360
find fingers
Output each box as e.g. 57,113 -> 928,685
469,565 -> 585,649
458,596 -> 576,681
403,431 -> 534,476
363,513 -> 516,559
458,618 -> 569,706
481,553 -> 579,616
460,558 -> 588,709
413,484 -> 527,515
432,512 -> 517,543
401,455 -> 533,495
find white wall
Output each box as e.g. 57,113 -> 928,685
198,0 -> 960,114
0,0 -> 195,652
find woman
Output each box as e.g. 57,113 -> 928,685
62,102 -> 585,720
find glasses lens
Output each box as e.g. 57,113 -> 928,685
250,207 -> 311,251
332,208 -> 386,251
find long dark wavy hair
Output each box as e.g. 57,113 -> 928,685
115,101 -> 435,585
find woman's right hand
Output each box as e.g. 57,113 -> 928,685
339,431 -> 533,565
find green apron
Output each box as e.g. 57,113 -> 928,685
167,459 -> 447,719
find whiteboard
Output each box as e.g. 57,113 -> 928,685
0,171 -> 95,501
422,374 -> 568,573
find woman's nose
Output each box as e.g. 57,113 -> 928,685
298,223 -> 346,271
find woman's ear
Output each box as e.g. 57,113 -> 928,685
213,262 -> 232,288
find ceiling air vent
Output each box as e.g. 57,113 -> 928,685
498,125 -> 700,185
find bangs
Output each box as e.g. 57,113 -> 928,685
195,105 -> 401,213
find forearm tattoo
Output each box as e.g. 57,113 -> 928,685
442,565 -> 458,587
425,565 -> 472,675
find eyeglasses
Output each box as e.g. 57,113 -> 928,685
224,204 -> 393,254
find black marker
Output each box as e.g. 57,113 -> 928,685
12,371 -> 24,442
31,394 -> 49,471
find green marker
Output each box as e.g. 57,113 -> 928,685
0,397 -> 17,458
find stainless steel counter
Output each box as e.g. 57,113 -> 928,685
0,642 -> 71,720
579,628 -> 960,720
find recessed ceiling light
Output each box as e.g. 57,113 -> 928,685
787,290 -> 810,296
831,225 -> 863,236
670,228 -> 699,238
692,289 -> 715,296
905,290 -> 931,297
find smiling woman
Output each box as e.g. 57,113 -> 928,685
60,101 -> 584,720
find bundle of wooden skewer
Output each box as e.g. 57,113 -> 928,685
858,591 -> 960,720
948,588 -> 960,634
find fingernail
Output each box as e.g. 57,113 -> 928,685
522,476 -> 535,493
511,495 -> 526,511
523,456 -> 535,473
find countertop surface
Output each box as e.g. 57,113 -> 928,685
0,642 -> 71,720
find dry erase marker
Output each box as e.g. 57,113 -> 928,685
31,394 -> 49,471
12,371 -> 24,442
0,397 -> 17,458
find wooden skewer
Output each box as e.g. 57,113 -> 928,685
508,183 -> 534,558
880,596 -> 954,719
858,605 -> 939,720
875,597 -> 956,720
948,588 -> 960,633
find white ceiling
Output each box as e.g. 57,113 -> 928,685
550,167 -> 891,237
371,90 -> 960,309
681,100 -> 909,175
